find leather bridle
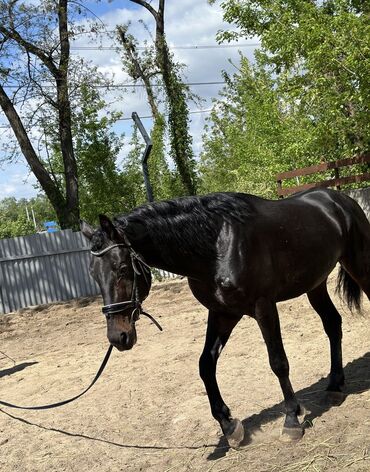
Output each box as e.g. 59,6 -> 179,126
91,243 -> 162,331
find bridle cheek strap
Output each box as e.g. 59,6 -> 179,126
96,245 -> 162,332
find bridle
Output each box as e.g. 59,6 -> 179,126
91,243 -> 162,331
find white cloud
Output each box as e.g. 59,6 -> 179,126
0,166 -> 38,199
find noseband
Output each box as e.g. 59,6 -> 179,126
91,243 -> 162,331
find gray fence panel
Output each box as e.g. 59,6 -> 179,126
346,188 -> 370,221
0,230 -> 100,314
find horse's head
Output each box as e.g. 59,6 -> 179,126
81,215 -> 152,351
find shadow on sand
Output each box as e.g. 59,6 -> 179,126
1,354 -> 368,458
0,362 -> 38,379
208,352 -> 370,460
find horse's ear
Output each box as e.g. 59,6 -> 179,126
99,214 -> 120,242
80,220 -> 95,240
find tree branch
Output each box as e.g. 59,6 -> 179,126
129,0 -> 158,21
0,25 -> 59,78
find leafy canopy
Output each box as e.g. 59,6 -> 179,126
201,0 -> 369,196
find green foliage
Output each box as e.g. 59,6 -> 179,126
0,195 -> 56,238
147,113 -> 190,200
122,117 -> 188,207
200,59 -> 314,197
73,85 -> 126,223
148,114 -> 172,200
202,0 -> 369,197
121,125 -> 147,209
163,57 -> 198,196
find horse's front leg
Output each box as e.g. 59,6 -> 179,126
199,310 -> 243,448
255,298 -> 304,440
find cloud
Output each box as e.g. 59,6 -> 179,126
0,165 -> 38,199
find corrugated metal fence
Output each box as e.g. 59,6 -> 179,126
0,230 -> 99,314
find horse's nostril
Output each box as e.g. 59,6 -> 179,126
120,332 -> 128,345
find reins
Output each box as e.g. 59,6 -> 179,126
0,242 -> 162,411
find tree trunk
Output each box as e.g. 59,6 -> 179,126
117,26 -> 160,118
0,0 -> 80,229
0,84 -> 72,228
56,0 -> 80,228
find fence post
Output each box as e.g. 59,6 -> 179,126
277,179 -> 283,198
334,166 -> 341,191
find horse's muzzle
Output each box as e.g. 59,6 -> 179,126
106,313 -> 137,351
112,329 -> 137,351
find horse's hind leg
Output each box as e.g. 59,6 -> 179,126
340,211 -> 370,302
307,281 -> 345,401
199,310 -> 243,448
255,298 -> 304,440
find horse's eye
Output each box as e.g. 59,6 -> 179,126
117,265 -> 128,278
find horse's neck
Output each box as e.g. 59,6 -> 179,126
128,220 -> 215,279
133,238 -> 204,278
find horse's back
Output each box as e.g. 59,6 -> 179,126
213,189 -> 368,303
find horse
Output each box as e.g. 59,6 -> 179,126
81,188 -> 370,448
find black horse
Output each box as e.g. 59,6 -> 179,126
81,188 -> 369,447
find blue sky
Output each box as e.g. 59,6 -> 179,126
0,0 -> 258,200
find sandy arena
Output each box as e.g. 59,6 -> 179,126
1,272 -> 369,471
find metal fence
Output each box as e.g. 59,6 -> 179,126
0,229 -> 99,314
0,230 -> 179,315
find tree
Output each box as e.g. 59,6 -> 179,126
0,0 -> 119,229
200,58 -> 313,197
117,26 -> 173,201
0,195 -> 56,238
213,0 -> 369,161
126,0 -> 198,196
201,0 -> 369,196
0,0 -> 82,228
44,82 -> 127,225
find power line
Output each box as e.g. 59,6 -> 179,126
3,81 -> 226,89
0,108 -> 212,128
116,109 -> 212,121
70,43 -> 260,51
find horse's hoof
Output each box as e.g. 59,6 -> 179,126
325,390 -> 346,406
298,404 -> 308,418
226,419 -> 244,449
280,426 -> 304,442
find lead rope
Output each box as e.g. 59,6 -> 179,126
0,245 -> 162,411
0,345 -> 113,410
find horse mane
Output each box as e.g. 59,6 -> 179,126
116,193 -> 256,262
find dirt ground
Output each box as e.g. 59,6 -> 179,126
0,271 -> 369,472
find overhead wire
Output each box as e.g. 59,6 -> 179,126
0,108 -> 213,129
70,43 -> 260,51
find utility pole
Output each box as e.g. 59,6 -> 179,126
131,112 -> 154,202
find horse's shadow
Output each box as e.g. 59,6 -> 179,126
0,362 -> 38,379
208,352 -> 370,460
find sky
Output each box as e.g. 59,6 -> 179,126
0,0 -> 259,200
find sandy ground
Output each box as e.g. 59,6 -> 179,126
0,271 -> 369,472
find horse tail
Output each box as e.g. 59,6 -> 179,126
336,265 -> 362,312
